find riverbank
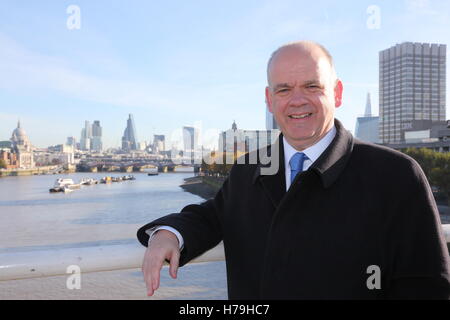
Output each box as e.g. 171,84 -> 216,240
180,176 -> 225,200
0,165 -> 75,177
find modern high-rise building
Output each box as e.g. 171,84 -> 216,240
153,135 -> 165,154
183,126 -> 199,154
379,42 -> 446,144
66,136 -> 77,149
355,93 -> 379,143
80,120 -> 91,151
122,114 -> 138,152
79,120 -> 103,152
91,120 -> 103,152
265,106 -> 279,130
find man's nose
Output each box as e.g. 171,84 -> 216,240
288,88 -> 308,107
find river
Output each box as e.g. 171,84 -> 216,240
0,172 -> 227,300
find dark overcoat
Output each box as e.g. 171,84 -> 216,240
137,119 -> 450,299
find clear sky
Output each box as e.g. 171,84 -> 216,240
1,0 -> 450,149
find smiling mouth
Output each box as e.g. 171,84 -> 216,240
289,113 -> 313,119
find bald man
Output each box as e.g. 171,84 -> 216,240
137,41 -> 450,299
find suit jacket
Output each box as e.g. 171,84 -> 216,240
137,119 -> 450,299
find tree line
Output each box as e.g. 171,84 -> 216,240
402,148 -> 450,206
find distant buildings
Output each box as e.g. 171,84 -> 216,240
91,120 -> 103,152
153,135 -> 166,154
35,143 -> 75,166
66,136 -> 77,149
379,42 -> 446,144
219,121 -> 279,154
0,141 -> 18,169
383,120 -> 450,152
10,121 -> 34,168
355,93 -> 379,143
80,120 -> 103,152
183,126 -> 198,152
122,114 -> 138,152
0,121 -> 35,169
266,107 -> 279,130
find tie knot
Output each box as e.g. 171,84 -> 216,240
289,152 -> 306,171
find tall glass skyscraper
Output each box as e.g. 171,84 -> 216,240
80,120 -> 91,151
80,120 -> 102,152
91,120 -> 103,152
379,42 -> 446,143
265,106 -> 279,130
122,114 -> 138,151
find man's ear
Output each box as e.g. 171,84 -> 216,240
334,80 -> 343,108
265,87 -> 273,113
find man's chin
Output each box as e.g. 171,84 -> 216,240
283,133 -> 318,150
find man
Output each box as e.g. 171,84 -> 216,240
137,41 -> 450,299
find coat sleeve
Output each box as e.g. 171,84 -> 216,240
136,175 -> 229,266
385,158 -> 450,300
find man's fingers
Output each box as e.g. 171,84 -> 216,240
142,230 -> 181,296
169,250 -> 180,279
142,259 -> 154,296
150,257 -> 164,292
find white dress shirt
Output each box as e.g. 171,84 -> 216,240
147,126 -> 337,248
283,126 -> 336,190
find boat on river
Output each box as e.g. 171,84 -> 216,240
49,178 -> 80,193
80,178 -> 98,185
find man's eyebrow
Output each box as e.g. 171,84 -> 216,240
303,80 -> 321,86
272,80 -> 321,90
272,83 -> 292,90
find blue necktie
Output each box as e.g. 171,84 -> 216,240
289,152 -> 307,184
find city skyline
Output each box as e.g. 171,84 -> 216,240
1,1 -> 450,148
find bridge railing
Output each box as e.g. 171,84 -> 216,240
0,225 -> 449,282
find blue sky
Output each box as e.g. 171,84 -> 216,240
1,0 -> 450,149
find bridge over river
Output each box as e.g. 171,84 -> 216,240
77,159 -> 201,173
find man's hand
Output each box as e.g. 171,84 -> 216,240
142,229 -> 180,296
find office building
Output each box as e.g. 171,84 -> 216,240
379,42 -> 446,143
91,120 -> 103,152
122,114 -> 138,152
80,121 -> 91,151
183,126 -> 199,153
153,135 -> 166,154
266,106 -> 279,130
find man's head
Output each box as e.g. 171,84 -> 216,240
265,41 -> 343,151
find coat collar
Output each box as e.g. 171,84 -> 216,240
252,119 -> 354,206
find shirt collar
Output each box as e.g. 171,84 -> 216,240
283,126 -> 337,168
252,119 -> 354,189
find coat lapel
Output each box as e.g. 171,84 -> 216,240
252,134 -> 286,208
252,119 -> 355,209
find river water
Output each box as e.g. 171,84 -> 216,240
0,172 -> 227,300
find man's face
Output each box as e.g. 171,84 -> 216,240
266,47 -> 343,150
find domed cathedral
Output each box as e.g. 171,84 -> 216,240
10,121 -> 34,169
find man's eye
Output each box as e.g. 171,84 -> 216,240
276,88 -> 290,93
